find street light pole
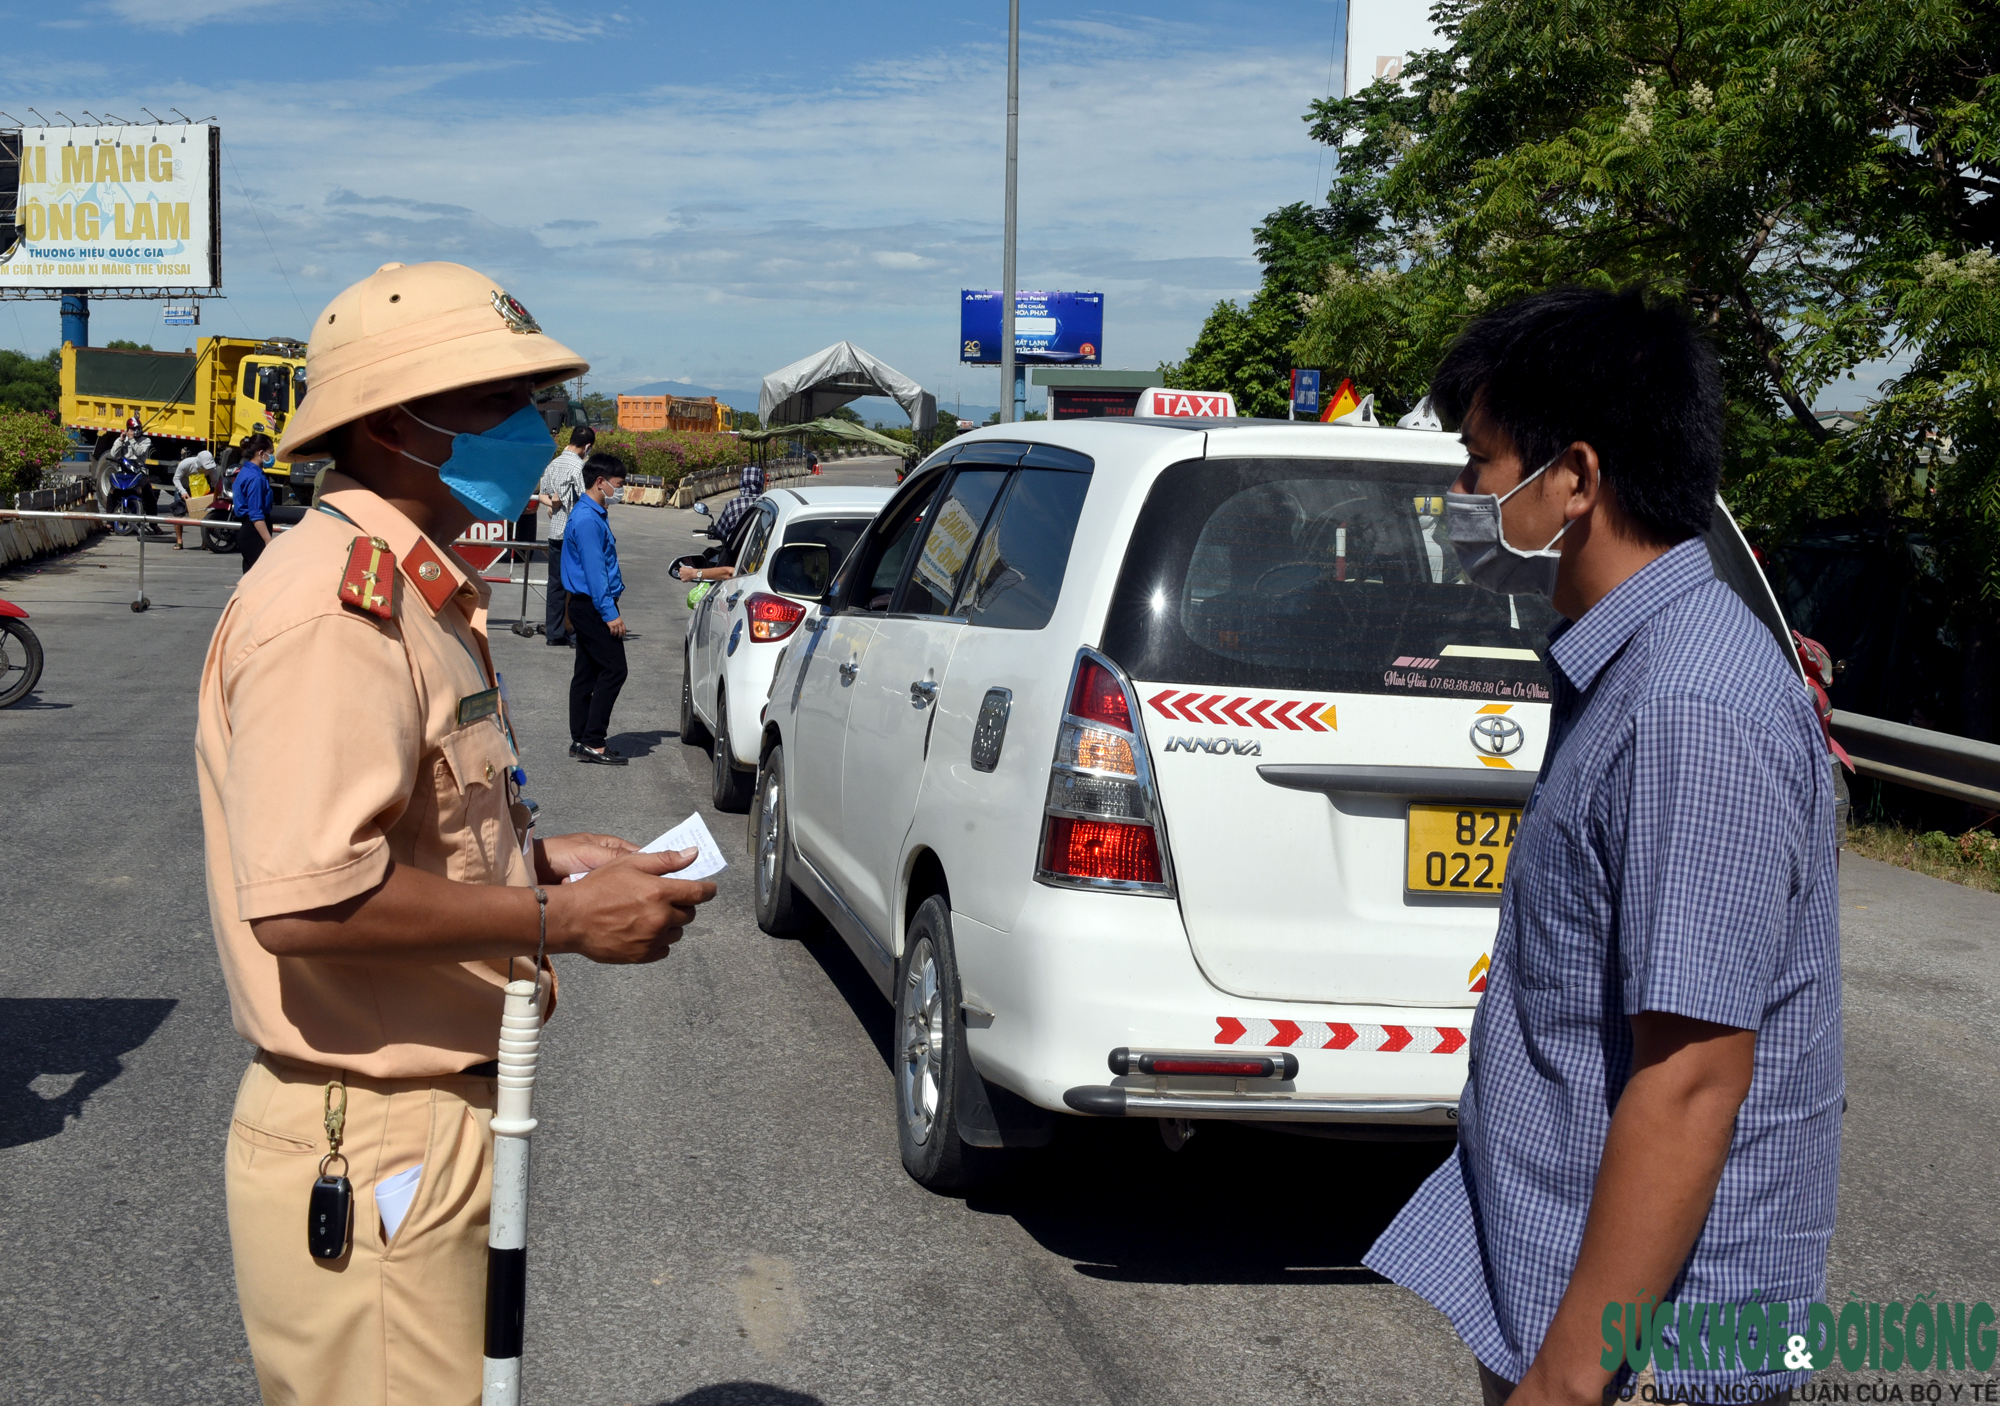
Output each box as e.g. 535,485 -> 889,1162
1000,0 -> 1019,424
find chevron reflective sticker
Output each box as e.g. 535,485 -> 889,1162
1147,690 -> 1338,732
1215,1016 -> 1467,1055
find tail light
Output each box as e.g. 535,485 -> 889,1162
1036,648 -> 1175,895
745,592 -> 807,642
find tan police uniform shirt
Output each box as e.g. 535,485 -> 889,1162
196,471 -> 539,1079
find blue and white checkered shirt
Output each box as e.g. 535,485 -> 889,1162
1365,537 -> 1842,1394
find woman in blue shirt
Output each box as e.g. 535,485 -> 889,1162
232,434 -> 277,575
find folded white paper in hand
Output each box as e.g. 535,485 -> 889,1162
569,812 -> 727,883
376,1163 -> 423,1242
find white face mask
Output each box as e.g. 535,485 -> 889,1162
1444,454 -> 1574,598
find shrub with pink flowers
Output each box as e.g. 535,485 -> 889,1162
589,427 -> 750,485
0,410 -> 73,500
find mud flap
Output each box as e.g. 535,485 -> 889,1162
954,1033 -> 1054,1149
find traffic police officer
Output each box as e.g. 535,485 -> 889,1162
196,261 -> 717,1405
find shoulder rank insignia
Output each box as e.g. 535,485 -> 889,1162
400,537 -> 458,614
339,536 -> 395,619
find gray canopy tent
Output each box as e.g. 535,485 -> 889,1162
759,341 -> 938,440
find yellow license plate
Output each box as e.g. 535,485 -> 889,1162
1406,803 -> 1521,893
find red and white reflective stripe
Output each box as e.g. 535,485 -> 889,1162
1147,690 -> 1339,732
1215,1016 -> 1467,1055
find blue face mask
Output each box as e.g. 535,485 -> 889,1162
397,403 -> 552,522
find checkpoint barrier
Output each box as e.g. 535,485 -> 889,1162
1,507 -> 552,627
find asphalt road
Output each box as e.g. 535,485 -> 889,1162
3,460 -> 1996,1404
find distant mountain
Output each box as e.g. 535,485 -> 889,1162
621,382 -> 1015,428
623,380 -> 760,413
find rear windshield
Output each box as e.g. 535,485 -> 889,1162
782,515 -> 874,575
1101,458 -> 1558,701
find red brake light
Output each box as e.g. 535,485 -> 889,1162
1068,659 -> 1132,731
1043,816 -> 1161,884
746,592 -> 807,641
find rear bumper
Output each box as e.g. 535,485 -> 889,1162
950,884 -> 1474,1125
1064,1086 -> 1456,1123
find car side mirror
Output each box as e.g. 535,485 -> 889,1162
767,542 -> 833,601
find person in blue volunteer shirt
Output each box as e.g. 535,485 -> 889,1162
232,434 -> 277,574
560,453 -> 629,765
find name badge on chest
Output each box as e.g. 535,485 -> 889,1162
457,686 -> 501,727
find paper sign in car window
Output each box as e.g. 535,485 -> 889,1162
913,492 -> 983,602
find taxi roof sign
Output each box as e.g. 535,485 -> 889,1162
1134,387 -> 1236,419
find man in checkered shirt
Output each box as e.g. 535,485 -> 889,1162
1365,289 -> 1841,1406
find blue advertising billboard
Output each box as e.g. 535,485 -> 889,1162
959,290 -> 1103,365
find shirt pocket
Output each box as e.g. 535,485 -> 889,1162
434,723 -> 516,883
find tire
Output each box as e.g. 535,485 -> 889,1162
896,896 -> 992,1191
710,685 -> 754,812
202,517 -> 238,553
751,743 -> 810,935
679,649 -> 711,748
0,618 -> 45,708
110,495 -> 137,535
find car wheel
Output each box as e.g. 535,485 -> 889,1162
751,744 -> 811,935
679,649 -> 710,748
710,685 -> 753,812
0,618 -> 45,708
896,896 -> 992,1191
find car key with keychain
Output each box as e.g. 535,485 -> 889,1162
308,1079 -> 352,1259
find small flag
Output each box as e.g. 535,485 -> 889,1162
1319,377 -> 1360,423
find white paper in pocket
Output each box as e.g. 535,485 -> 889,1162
375,1163 -> 423,1242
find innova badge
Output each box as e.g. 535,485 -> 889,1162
1162,736 -> 1261,756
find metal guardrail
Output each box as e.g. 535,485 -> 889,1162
1830,710 -> 2000,811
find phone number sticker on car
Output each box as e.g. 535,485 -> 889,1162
1406,803 -> 1521,893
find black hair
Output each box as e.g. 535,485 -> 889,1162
583,451 -> 624,488
242,432 -> 275,456
1430,287 -> 1722,544
569,426 -> 596,449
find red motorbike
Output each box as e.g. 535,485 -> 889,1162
0,599 -> 43,708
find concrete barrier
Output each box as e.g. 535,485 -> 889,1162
0,514 -> 98,565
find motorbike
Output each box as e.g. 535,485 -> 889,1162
106,454 -> 149,535
0,600 -> 44,708
202,474 -> 239,553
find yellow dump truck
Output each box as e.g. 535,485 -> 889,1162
61,336 -> 314,502
616,394 -> 731,434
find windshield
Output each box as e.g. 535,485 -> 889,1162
1101,457 -> 1559,701
782,515 -> 875,578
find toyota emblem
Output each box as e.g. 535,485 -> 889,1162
1470,714 -> 1525,756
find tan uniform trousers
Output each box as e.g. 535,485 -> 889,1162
226,1054 -> 497,1406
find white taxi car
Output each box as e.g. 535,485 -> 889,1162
679,484 -> 893,809
751,416 -> 1797,1188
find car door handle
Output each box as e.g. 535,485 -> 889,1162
839,660 -> 859,682
725,590 -> 743,606
909,679 -> 938,707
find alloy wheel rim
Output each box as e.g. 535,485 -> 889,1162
899,938 -> 944,1145
757,772 -> 781,904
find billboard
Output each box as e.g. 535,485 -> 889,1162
1344,0 -> 1447,95
959,290 -> 1103,366
2,125 -> 221,290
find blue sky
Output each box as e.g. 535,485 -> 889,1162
1,0 -> 1349,413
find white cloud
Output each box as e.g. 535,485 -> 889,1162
470,8 -> 629,42
101,0 -> 294,31
24,26 -> 1333,393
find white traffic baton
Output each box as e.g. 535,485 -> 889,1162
482,973 -> 543,1404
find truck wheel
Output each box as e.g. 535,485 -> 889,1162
679,649 -> 711,748
710,685 -> 754,813
896,896 -> 993,1192
751,744 -> 810,935
0,618 -> 45,708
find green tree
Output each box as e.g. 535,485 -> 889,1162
1290,0 -> 1995,540
1161,204 -> 1346,416
105,339 -> 153,351
0,349 -> 61,415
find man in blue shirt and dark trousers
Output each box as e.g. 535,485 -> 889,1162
561,453 -> 630,766
1365,289 -> 1840,1406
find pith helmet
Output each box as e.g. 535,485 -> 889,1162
277,261 -> 588,460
